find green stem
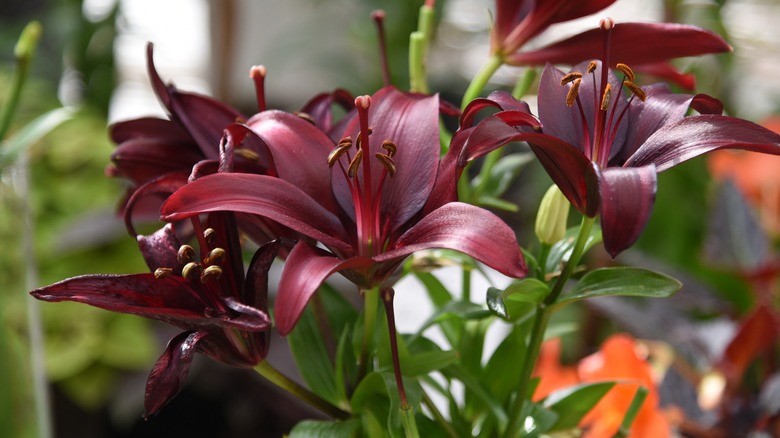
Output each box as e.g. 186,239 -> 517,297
0,21 -> 41,141
462,266 -> 472,302
357,287 -> 379,382
613,386 -> 648,438
422,391 -> 459,438
409,2 -> 435,94
511,68 -> 537,100
471,147 -> 503,202
254,361 -> 350,420
503,215 -> 595,438
461,55 -> 503,110
400,405 -> 421,438
537,243 -> 551,279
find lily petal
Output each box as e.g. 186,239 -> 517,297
144,330 -> 208,417
137,223 -> 181,272
378,202 -> 526,279
275,242 -> 374,335
508,22 -> 730,67
599,165 -> 658,257
626,115 -> 780,172
160,173 -> 351,252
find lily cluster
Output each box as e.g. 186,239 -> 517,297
29,0 -> 780,435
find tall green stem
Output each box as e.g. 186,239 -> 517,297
0,22 -> 41,141
357,287 -> 379,381
503,215 -> 595,437
461,55 -> 502,110
254,361 -> 350,420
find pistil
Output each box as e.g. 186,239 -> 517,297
249,65 -> 267,112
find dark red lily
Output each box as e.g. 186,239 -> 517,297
160,86 -> 527,335
452,59 -> 780,257
31,214 -> 278,417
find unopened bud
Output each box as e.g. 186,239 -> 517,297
535,184 -> 571,245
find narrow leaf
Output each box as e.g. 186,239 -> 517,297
556,267 -> 681,306
543,381 -> 616,431
487,279 -> 550,321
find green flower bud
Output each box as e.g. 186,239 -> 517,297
535,184 -> 570,245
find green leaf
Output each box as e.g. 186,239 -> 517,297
522,402 -> 559,438
545,225 -> 602,276
446,365 -> 508,431
556,267 -> 682,306
543,381 -> 615,431
0,107 -> 74,169
288,419 -> 360,438
401,350 -> 459,377
487,279 -> 549,321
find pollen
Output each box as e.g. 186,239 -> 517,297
381,140 -> 397,158
565,78 -> 582,107
328,138 -> 352,167
154,267 -> 173,279
200,265 -> 223,283
624,81 -> 647,102
182,262 -> 202,281
204,228 -> 217,245
600,83 -> 612,111
375,153 -> 396,176
295,112 -> 316,125
348,149 -> 364,178
177,245 -> 196,264
205,247 -> 226,265
615,63 -> 635,82
235,148 -> 261,162
587,61 -> 598,74
560,72 -> 583,86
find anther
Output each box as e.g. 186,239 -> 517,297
200,265 -> 223,283
177,245 -> 196,264
615,63 -> 635,82
295,112 -> 316,125
587,61 -> 598,74
624,81 -> 647,102
204,228 -> 216,245
560,72 -> 583,86
375,153 -> 396,176
347,149 -> 364,178
235,148 -> 261,162
599,17 -> 615,31
182,262 -> 202,281
205,247 -> 226,265
381,140 -> 397,158
339,136 -> 353,147
154,267 -> 173,279
600,83 -> 613,111
566,78 -> 582,107
355,128 -> 373,149
328,143 -> 351,167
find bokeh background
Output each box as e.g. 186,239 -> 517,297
1,0 -> 779,436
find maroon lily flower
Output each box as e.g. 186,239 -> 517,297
31,213 -> 278,417
160,86 -> 527,335
454,58 -> 780,257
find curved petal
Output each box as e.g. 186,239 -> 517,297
123,171 -> 190,236
460,90 -> 532,129
275,242 -> 374,335
379,202 -> 526,279
526,134 -> 601,216
144,330 -> 208,417
110,137 -> 203,185
332,87 -> 441,233
160,173 -> 351,252
298,88 -> 355,135
625,115 -> 780,172
508,22 -> 731,67
110,117 -> 191,144
146,43 -> 244,159
137,223 -> 181,272
599,165 -> 658,257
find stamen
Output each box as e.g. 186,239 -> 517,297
154,267 -> 173,279
339,136 -> 353,146
381,140 -> 397,158
624,81 -> 647,101
235,148 -> 261,162
587,61 -> 598,74
204,228 -> 217,245
600,83 -> 613,112
616,63 -> 635,82
249,65 -> 267,112
348,149 -> 364,178
182,262 -> 202,281
355,128 -> 373,149
205,247 -> 226,265
328,143 -> 352,167
560,72 -> 583,86
200,265 -> 223,283
375,153 -> 396,176
177,245 -> 196,264
295,112 -> 316,125
566,78 -> 582,107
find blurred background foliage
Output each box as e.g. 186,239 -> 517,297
1,0 -> 778,437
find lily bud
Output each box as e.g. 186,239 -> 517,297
535,184 -> 570,245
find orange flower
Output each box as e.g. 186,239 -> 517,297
708,116 -> 780,236
533,334 -> 674,437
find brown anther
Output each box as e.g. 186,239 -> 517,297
587,61 -> 598,74
560,72 -> 583,86
182,262 -> 202,281
599,17 -> 615,31
375,153 -> 396,176
624,81 -> 647,101
295,112 -> 316,125
154,267 -> 173,279
205,247 -> 226,265
200,265 -> 223,283
338,136 -> 353,147
355,128 -> 374,149
235,148 -> 261,162
615,63 -> 635,82
204,228 -> 216,244
347,149 -> 364,178
177,245 -> 196,264
381,140 -> 397,158
600,83 -> 613,111
327,143 -> 351,167
566,78 -> 582,107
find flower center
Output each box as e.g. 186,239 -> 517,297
327,95 -> 397,256
560,18 -> 647,169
